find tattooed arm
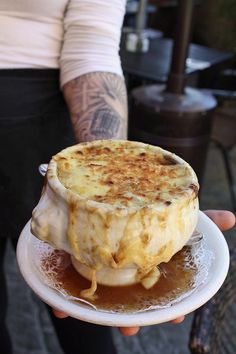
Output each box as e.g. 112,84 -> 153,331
63,72 -> 128,142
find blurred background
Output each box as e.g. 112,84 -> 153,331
5,1 -> 236,353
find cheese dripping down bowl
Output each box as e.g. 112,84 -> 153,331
31,140 -> 199,300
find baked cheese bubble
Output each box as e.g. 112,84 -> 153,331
54,140 -> 198,208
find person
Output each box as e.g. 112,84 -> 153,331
0,2 -> 126,354
0,1 -> 235,354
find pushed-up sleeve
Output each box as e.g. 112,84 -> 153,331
60,0 -> 126,87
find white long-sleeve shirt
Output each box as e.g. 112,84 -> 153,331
0,0 -> 125,86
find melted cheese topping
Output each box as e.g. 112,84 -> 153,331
54,140 -> 198,208
32,140 -> 199,297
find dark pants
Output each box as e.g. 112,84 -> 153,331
0,69 -> 116,354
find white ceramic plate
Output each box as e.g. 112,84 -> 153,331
16,211 -> 229,327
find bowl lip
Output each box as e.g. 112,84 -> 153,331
46,139 -> 199,213
16,210 -> 230,327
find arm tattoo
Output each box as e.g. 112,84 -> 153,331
63,72 -> 128,142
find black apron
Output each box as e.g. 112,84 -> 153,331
0,69 -> 75,239
0,69 -> 117,354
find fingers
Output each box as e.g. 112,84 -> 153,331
52,309 -> 69,318
52,310 -> 140,336
118,327 -> 140,336
170,315 -> 185,324
204,210 -> 236,231
53,311 -> 184,334
118,315 -> 185,336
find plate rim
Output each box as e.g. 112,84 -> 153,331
16,211 -> 230,327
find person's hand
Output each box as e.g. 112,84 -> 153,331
53,210 -> 235,336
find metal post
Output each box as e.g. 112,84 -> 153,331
135,0 -> 148,33
167,0 -> 194,94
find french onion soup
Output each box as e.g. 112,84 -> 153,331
31,140 -> 199,300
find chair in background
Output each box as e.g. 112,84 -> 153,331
189,247 -> 236,354
211,97 -> 236,211
203,69 -> 236,211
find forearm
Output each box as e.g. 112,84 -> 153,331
63,72 -> 128,142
